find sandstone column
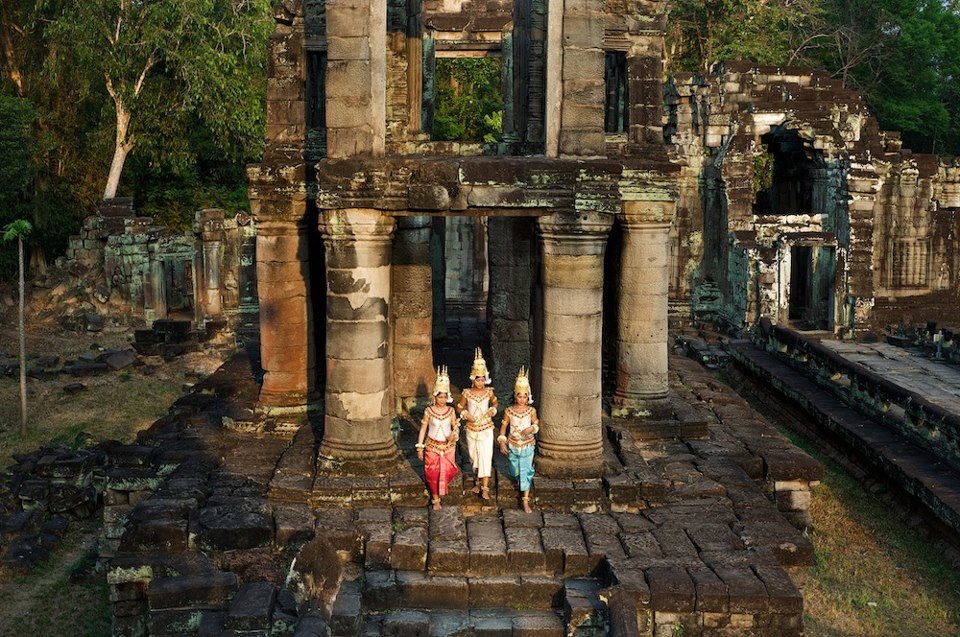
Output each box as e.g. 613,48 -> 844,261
319,209 -> 399,472
198,210 -> 224,319
613,201 -> 676,411
392,215 -> 435,412
256,220 -> 316,409
536,211 -> 613,478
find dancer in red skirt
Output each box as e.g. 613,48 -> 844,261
416,366 -> 459,510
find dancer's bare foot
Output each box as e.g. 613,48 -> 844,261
481,486 -> 490,500
470,483 -> 481,495
522,496 -> 532,513
432,498 -> 442,511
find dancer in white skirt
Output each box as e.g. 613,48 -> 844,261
456,348 -> 497,500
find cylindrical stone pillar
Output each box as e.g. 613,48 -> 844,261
202,236 -> 223,317
613,201 -> 676,410
319,209 -> 399,472
536,211 -> 613,479
392,215 -> 434,412
256,220 -> 317,409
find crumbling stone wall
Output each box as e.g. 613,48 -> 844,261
666,62 -> 960,335
62,201 -> 257,337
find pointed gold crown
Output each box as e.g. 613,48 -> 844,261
514,366 -> 532,400
433,365 -> 451,397
469,347 -> 491,384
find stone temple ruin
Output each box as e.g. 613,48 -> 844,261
5,1 -> 959,636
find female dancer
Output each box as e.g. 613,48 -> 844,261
457,348 -> 497,500
498,367 -> 539,513
417,366 -> 459,510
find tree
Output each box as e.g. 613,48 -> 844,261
3,219 -> 32,435
46,0 -> 273,200
665,0 -> 822,73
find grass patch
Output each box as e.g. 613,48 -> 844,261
0,520 -> 111,637
0,374 -> 181,462
801,445 -> 960,637
726,371 -> 960,637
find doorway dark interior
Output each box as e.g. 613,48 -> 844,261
789,245 -> 835,330
164,259 -> 194,320
435,216 -> 491,391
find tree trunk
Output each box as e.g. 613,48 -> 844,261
0,0 -> 25,96
18,234 -> 26,435
103,102 -> 134,200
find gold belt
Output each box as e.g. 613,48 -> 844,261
508,436 -> 535,448
425,437 -> 456,453
466,419 -> 493,432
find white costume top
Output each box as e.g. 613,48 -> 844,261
460,388 -> 496,431
505,406 -> 537,447
424,406 -> 456,442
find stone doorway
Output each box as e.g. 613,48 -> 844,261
161,257 -> 195,320
788,244 -> 835,330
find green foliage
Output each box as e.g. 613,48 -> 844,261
862,0 -> 960,154
45,0 -> 273,197
2,219 -> 33,242
667,0 -> 960,155
666,0 -> 822,72
752,152 -> 774,195
0,97 -> 36,207
433,58 -> 503,143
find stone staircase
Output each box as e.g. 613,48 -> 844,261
312,503 -> 805,637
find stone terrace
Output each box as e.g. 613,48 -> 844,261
102,352 -> 821,636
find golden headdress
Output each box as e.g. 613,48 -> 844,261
513,366 -> 533,403
469,348 -> 491,384
433,365 -> 453,402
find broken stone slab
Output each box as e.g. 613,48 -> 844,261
505,526 -> 546,571
63,361 -> 110,376
273,502 -> 315,546
540,526 -> 589,577
563,579 -> 608,633
646,565 -> 696,612
292,611 -> 329,637
383,609 -> 431,636
224,581 -> 277,632
105,349 -> 138,370
391,525 -> 428,571
427,538 -> 469,574
397,570 -> 469,610
688,565 -> 729,612
466,516 -> 508,575
329,579 -> 362,636
148,572 -> 239,610
427,610 -> 473,637
361,521 -> 393,570
362,570 -> 401,610
428,505 -> 466,541
196,502 -> 274,551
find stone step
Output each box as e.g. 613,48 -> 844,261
356,609 -> 565,637
337,573 -> 606,636
362,570 -> 565,611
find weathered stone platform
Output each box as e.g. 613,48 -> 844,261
730,332 -> 960,543
100,351 -> 822,636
